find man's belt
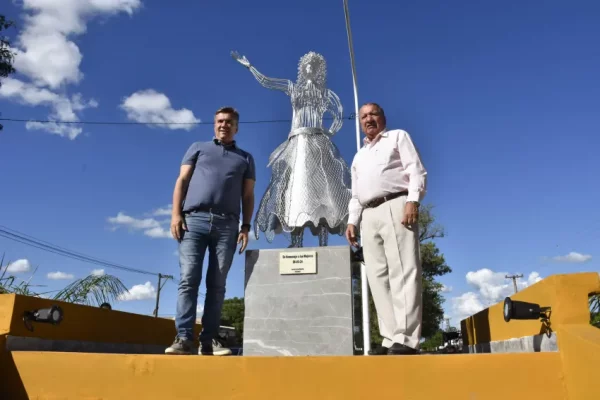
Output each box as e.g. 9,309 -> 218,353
363,191 -> 408,208
185,206 -> 238,219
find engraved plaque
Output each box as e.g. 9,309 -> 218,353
279,251 -> 317,275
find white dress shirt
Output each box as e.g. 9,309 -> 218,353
348,129 -> 427,226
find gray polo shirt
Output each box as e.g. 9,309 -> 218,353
181,139 -> 256,218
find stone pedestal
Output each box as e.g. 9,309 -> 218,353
243,245 -> 356,356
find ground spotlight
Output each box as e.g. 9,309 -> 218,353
22,305 -> 64,332
503,297 -> 550,322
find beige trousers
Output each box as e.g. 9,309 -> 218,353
361,195 -> 423,349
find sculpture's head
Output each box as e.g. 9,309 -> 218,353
297,51 -> 326,87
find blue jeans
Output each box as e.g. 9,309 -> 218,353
175,211 -> 239,344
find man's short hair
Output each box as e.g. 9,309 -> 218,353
361,102 -> 385,118
215,106 -> 239,123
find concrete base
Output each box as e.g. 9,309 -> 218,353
465,332 -> 558,354
5,335 -> 167,354
243,245 -> 355,356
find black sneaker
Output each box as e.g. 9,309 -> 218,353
200,338 -> 232,356
165,337 -> 196,355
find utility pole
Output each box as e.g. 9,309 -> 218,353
153,273 -> 174,317
505,274 -> 523,294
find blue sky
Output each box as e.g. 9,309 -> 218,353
0,0 -> 598,327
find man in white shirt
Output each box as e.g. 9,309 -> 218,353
346,102 -> 427,356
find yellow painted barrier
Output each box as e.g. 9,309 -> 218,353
0,293 -> 203,398
1,273 -> 599,399
461,272 -> 600,346
0,294 -> 15,335
558,323 -> 600,400
9,351 -> 565,399
0,293 -> 201,345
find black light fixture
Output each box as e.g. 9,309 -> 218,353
503,297 -> 550,322
99,302 -> 112,310
22,305 -> 64,332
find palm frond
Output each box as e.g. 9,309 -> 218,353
53,274 -> 129,306
0,255 -> 35,295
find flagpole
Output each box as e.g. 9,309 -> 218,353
342,0 -> 371,356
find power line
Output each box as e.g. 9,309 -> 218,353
0,225 -> 158,277
0,114 -> 357,127
0,225 -> 206,312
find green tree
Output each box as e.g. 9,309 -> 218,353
362,204 -> 452,348
0,15 -> 17,132
420,330 -> 443,351
220,297 -> 245,342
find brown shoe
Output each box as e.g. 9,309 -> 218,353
387,343 -> 418,355
368,345 -> 389,355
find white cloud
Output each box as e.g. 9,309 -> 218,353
151,205 -> 173,216
47,271 -> 74,280
452,292 -> 484,321
450,268 -> 544,323
527,271 -> 542,285
5,259 -> 32,273
0,0 -> 141,138
91,268 -> 105,276
440,284 -> 453,293
14,0 -> 141,89
465,269 -> 510,304
107,211 -> 171,239
118,281 -> 156,301
0,78 -> 97,139
550,252 -> 592,263
120,89 -> 200,130
108,206 -> 251,242
109,212 -> 161,230
143,226 -> 172,238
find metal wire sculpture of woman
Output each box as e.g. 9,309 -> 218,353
231,50 -> 352,247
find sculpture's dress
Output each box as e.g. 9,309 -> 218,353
253,80 -> 352,246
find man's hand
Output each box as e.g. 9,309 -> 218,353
171,214 -> 188,242
345,224 -> 359,247
401,202 -> 419,227
237,227 -> 250,254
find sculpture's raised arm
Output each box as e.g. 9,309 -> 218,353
326,89 -> 344,135
231,51 -> 292,93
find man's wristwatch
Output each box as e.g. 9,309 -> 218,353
241,223 -> 251,231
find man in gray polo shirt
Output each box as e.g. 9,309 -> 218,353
165,106 -> 256,356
